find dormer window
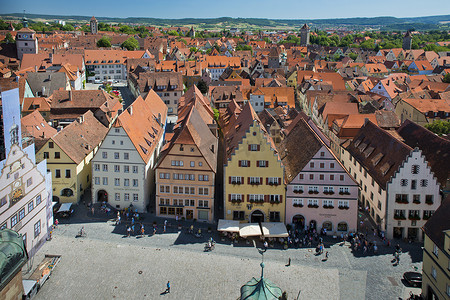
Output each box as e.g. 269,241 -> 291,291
94,60 -> 98,63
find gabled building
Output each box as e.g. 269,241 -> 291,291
280,116 -> 358,232
395,98 -> 450,126
36,111 -> 108,203
343,121 -> 441,241
222,102 -> 285,223
91,90 -> 167,212
155,87 -> 218,222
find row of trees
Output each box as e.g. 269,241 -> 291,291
97,36 -> 139,50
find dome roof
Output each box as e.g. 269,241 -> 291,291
0,229 -> 28,290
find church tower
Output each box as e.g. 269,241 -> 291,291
300,23 -> 310,46
90,16 -> 98,35
16,14 -> 38,60
402,31 -> 412,50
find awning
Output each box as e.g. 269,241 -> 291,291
217,219 -> 240,233
239,223 -> 263,238
57,203 -> 73,213
22,280 -> 37,295
261,222 -> 289,238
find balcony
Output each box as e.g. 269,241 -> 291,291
323,205 -> 334,209
339,191 -> 351,195
293,190 -> 304,194
307,204 -> 319,208
231,199 -> 242,204
293,203 -> 303,208
338,206 -> 350,210
393,215 -> 406,220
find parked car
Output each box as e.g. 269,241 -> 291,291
403,271 -> 422,287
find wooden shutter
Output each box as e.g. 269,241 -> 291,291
228,194 -> 231,202
247,194 -> 250,201
248,145 -> 251,151
266,161 -> 269,167
257,144 -> 260,151
260,177 -> 263,184
242,194 -> 244,201
238,160 -> 242,167
266,177 -> 269,185
248,161 -> 250,167
264,195 -> 269,202
278,177 -> 281,185
279,195 -> 283,203
247,177 -> 250,184
241,176 -> 244,183
229,176 -> 232,184
256,160 -> 260,167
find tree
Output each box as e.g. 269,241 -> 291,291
424,120 -> 450,136
348,53 -> 358,61
443,73 -> 450,84
1,32 -> 15,44
121,37 -> 139,51
97,37 -> 111,48
167,30 -> 179,36
61,24 -> 74,31
196,80 -> 208,94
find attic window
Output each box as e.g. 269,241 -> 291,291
364,146 -> 374,158
115,60 -> 120,63
140,145 -> 148,154
94,60 -> 98,63
380,163 -> 391,176
144,138 -> 152,147
101,60 -> 106,63
87,60 -> 92,64
354,139 -> 362,148
372,153 -> 383,166
148,132 -> 155,139
108,60 -> 113,63
152,127 -> 158,135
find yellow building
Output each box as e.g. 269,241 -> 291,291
222,101 -> 285,223
286,70 -> 297,87
395,98 -> 450,126
36,111 -> 108,203
421,197 -> 450,300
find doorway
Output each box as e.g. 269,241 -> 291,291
393,227 -> 404,239
250,210 -> 265,223
292,215 -> 305,229
186,210 -> 193,220
97,190 -> 108,202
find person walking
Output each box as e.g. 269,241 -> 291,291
165,281 -> 170,293
91,206 -> 95,216
127,226 -> 131,237
141,224 -> 145,236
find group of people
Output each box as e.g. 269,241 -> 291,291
126,222 -> 145,237
349,232 -> 378,255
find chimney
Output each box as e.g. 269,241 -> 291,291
69,90 -> 73,101
78,115 -> 84,123
49,53 -> 53,64
127,106 -> 133,115
35,65 -> 38,72
42,86 -> 46,96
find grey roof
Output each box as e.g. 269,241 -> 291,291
0,229 -> 28,291
240,263 -> 283,300
27,72 -> 68,97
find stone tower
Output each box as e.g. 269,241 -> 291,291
90,16 -> 98,35
16,14 -> 38,60
300,23 -> 310,46
402,31 -> 412,50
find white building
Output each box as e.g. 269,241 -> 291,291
91,91 -> 167,212
85,50 -> 128,83
16,27 -> 38,60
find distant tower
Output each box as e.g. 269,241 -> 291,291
16,12 -> 38,60
189,26 -> 195,38
402,31 -> 412,50
90,16 -> 98,35
300,23 -> 310,46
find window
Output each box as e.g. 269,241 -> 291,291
320,163 -> 324,168
114,165 -> 120,172
115,193 -> 120,201
133,194 -> 139,202
103,177 -> 108,185
199,175 -> 209,181
233,211 -> 245,220
171,160 -> 184,166
249,144 -> 260,151
0,223 -> 6,230
432,244 -> 439,257
102,164 -> 108,172
124,193 -> 130,201
133,166 -> 138,173
49,141 -> 54,148
198,200 -> 209,208
94,164 -> 100,171
310,162 -> 314,168
102,152 -> 107,159
323,186 -> 334,193
124,179 -> 130,186
411,165 -> 419,174
124,153 -> 129,160
34,220 -> 41,238
339,187 -> 349,194
307,199 -> 319,206
400,179 -> 408,186
115,178 -> 120,186
11,214 -> 18,227
114,152 -> 119,159
330,163 -> 335,169
338,200 -> 349,208
309,174 -> 314,180
426,195 -> 434,204
267,177 -> 280,185
124,166 -> 129,173
199,188 -> 209,195
323,199 -> 334,207
239,160 -> 250,167
28,200 -> 34,212
95,177 -> 100,185
431,266 -> 437,279
55,169 -> 61,178
190,161 -> 195,167
319,174 -> 324,180
133,179 -> 138,187
65,169 -> 71,178
420,179 -> 428,187
18,208 -> 25,221
249,177 -> 261,185
36,195 -> 41,205
411,180 -> 417,190
43,152 -> 49,159
27,178 -> 32,187
257,160 -> 268,167
230,176 -> 243,184
320,151 -> 325,157
340,175 -> 344,181
269,211 -> 280,222
293,185 -> 303,193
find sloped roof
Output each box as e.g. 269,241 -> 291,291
422,195 -> 450,251
21,110 -> 56,139
26,72 -> 68,97
396,119 -> 450,187
346,121 -> 412,189
49,90 -> 115,109
52,110 -> 108,164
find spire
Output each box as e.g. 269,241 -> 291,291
260,262 -> 265,279
22,10 -> 28,28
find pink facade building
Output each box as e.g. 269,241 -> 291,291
279,116 -> 359,234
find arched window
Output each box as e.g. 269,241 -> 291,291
322,221 -> 332,231
337,222 -> 348,232
61,188 -> 74,197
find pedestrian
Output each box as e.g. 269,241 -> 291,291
325,251 -> 329,260
131,217 -> 135,225
91,206 -> 95,216
163,224 -> 166,233
153,225 -> 157,235
166,281 -> 170,293
141,224 -> 145,236
176,215 -> 179,222
116,215 -> 121,225
127,226 -> 131,237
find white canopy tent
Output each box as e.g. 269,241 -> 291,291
217,219 -> 240,233
261,222 -> 289,238
239,223 -> 263,238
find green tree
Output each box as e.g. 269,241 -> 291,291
121,37 -> 139,51
1,32 -> 15,44
443,73 -> 450,84
424,120 -> 450,136
196,80 -> 208,94
61,24 -> 74,31
97,37 -> 111,48
167,30 -> 179,36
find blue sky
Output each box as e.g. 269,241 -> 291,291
2,0 -> 449,19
